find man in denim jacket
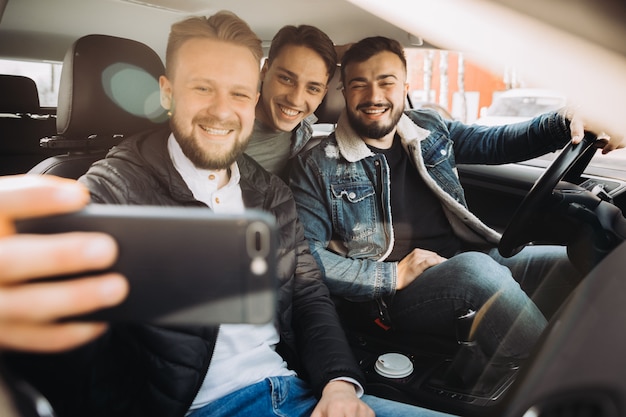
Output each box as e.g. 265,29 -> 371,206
289,36 -> 622,377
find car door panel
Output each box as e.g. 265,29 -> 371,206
458,163 -> 543,233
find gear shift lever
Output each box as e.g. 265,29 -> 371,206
443,307 -> 488,388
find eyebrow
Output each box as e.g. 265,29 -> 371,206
276,66 -> 327,88
190,77 -> 257,93
347,73 -> 398,85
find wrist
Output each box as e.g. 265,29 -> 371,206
323,379 -> 358,396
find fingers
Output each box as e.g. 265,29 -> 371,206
0,321 -> 109,353
0,232 -> 118,283
0,273 -> 128,322
397,249 -> 446,289
0,175 -> 125,353
314,380 -> 374,417
0,272 -> 127,352
0,175 -> 90,221
568,114 -> 585,144
563,109 -> 625,153
596,132 -> 625,154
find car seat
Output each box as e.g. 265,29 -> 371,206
307,66 -> 344,151
0,74 -> 40,115
314,66 -> 344,125
28,34 -> 168,179
0,75 -> 58,175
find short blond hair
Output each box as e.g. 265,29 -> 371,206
165,10 -> 262,78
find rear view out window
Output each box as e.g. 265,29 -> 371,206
0,58 -> 62,107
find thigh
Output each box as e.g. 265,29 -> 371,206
487,245 -> 581,318
488,245 -> 579,290
190,376 -> 316,417
361,394 -> 455,417
388,251 -> 515,334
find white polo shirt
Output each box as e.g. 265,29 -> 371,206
167,135 -> 295,413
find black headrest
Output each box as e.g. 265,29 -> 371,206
0,75 -> 40,113
315,66 -> 344,125
56,34 -> 168,140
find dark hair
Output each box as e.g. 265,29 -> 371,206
166,11 -> 262,78
340,36 -> 406,83
267,25 -> 337,81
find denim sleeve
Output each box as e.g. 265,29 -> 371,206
448,111 -> 571,164
289,152 -> 397,301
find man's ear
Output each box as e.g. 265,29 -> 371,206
159,75 -> 172,110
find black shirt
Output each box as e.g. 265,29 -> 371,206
368,135 -> 461,261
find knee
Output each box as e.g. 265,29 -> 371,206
447,252 -> 520,293
449,252 -> 509,278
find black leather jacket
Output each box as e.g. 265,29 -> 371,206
8,128 -> 364,417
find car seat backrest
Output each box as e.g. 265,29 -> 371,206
56,34 -> 168,140
0,75 -> 58,175
314,66 -> 344,125
304,67 -> 345,153
0,75 -> 40,114
29,34 -> 169,178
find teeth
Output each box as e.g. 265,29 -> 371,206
280,105 -> 299,117
363,108 -> 387,114
202,126 -> 230,135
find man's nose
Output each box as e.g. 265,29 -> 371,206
205,91 -> 232,119
286,85 -> 306,107
366,84 -> 385,102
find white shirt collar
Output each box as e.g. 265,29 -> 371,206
167,134 -> 244,213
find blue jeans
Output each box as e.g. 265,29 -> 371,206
188,376 -> 454,417
339,245 -> 581,360
486,245 -> 581,319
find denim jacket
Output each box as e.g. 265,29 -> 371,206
289,108 -> 571,301
290,113 -> 317,157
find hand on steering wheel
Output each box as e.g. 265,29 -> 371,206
498,132 -> 599,258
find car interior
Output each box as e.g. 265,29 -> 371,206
27,34 -> 169,179
2,0 -> 626,416
0,74 -> 58,175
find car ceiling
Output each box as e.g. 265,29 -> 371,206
0,0 -> 433,63
2,0 -> 625,137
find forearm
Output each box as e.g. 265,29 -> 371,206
290,264 -> 366,396
451,111 -> 571,164
310,241 -> 397,300
291,163 -> 397,299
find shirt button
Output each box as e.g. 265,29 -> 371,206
440,149 -> 447,156
348,192 -> 356,199
215,197 -> 220,204
208,174 -> 216,181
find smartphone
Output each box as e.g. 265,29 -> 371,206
15,204 -> 277,325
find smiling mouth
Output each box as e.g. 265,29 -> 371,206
362,107 -> 389,115
358,103 -> 390,116
279,105 -> 301,118
200,125 -> 232,136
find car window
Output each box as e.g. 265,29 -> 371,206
401,49 -> 626,181
488,95 -> 565,118
0,58 -> 62,108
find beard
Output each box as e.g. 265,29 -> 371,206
170,114 -> 250,170
346,102 -> 404,139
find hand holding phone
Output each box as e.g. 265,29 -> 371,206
0,175 -> 128,352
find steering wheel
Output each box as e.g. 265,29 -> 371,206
498,132 -> 599,257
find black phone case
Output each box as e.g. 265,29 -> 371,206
15,204 -> 277,325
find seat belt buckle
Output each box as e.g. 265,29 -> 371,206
374,298 -> 392,330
